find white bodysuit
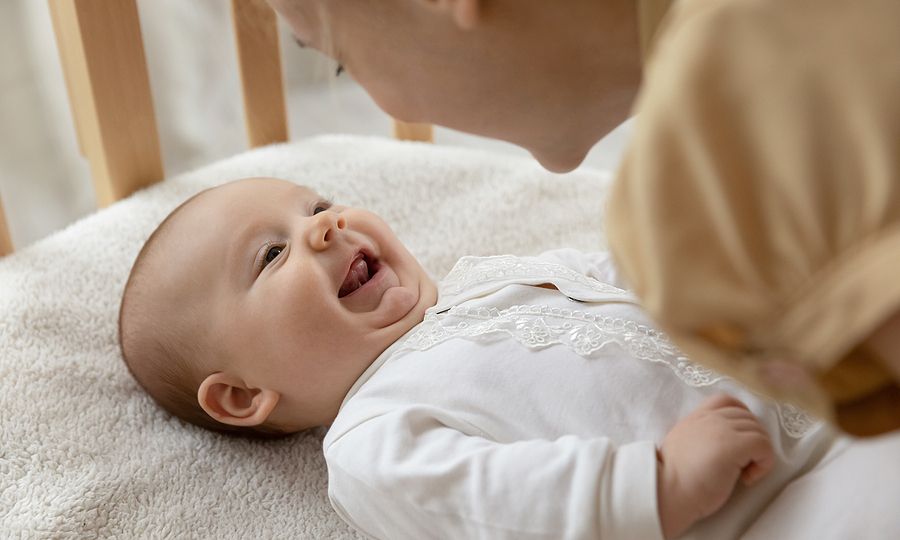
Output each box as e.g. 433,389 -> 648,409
324,250 -> 835,540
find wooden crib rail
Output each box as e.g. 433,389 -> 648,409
232,0 -> 289,148
49,0 -> 164,208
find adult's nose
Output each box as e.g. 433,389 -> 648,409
308,211 -> 347,251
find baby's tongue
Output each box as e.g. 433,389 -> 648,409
339,257 -> 369,297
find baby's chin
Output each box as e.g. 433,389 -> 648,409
371,281 -> 428,330
374,257 -> 437,323
388,281 -> 418,311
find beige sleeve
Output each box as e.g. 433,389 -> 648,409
606,0 -> 900,429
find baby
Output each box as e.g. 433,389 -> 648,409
119,177 -> 834,539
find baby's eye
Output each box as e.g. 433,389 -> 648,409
254,243 -> 285,276
263,245 -> 283,267
335,64 -> 345,77
313,200 -> 333,215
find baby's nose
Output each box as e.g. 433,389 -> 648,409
309,212 -> 346,250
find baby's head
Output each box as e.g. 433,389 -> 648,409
119,178 -> 437,438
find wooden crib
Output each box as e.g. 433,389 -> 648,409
0,0 -> 672,257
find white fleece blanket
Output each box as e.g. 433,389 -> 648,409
0,135 -> 611,537
3,134 -> 899,538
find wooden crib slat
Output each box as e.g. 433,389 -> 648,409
393,121 -> 434,143
50,3 -> 86,158
49,0 -> 164,207
231,0 -> 289,148
0,196 -> 12,257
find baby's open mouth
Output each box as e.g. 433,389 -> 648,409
339,252 -> 379,298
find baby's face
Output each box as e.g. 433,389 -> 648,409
165,178 -> 437,429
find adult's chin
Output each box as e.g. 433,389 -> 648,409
530,146 -> 589,174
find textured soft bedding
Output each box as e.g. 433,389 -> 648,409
1,134 -> 898,538
0,135 -> 611,537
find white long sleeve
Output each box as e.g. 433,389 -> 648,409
326,407 -> 663,540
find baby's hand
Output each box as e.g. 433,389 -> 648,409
656,394 -> 775,539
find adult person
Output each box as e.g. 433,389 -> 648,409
266,0 -> 900,436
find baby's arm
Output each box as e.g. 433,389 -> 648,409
657,394 -> 776,538
326,407 -> 664,539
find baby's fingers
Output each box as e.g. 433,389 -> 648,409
700,393 -> 750,412
728,418 -> 769,435
740,460 -> 772,487
738,433 -> 775,487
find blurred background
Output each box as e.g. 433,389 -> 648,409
0,0 -> 629,250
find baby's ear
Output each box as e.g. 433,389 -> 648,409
413,0 -> 481,30
197,372 -> 280,427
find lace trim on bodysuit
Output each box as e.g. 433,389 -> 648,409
776,402 -> 818,438
440,255 -> 627,297
397,303 -> 818,438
